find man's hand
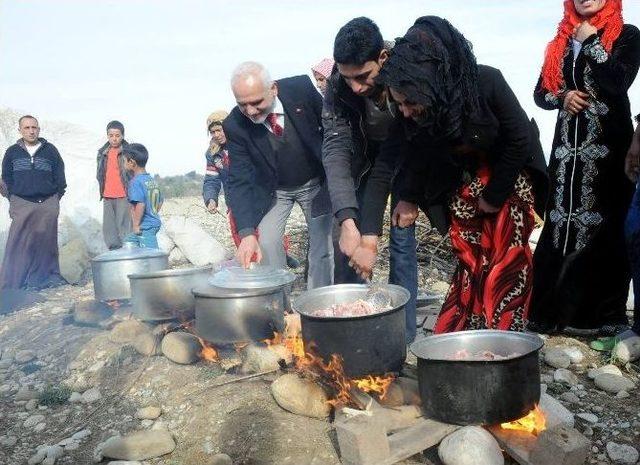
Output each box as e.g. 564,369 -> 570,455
339,218 -> 361,256
237,234 -> 262,269
392,201 -> 419,228
478,196 -> 500,214
574,21 -> 598,43
207,199 -> 218,214
563,90 -> 590,115
349,235 -> 378,280
625,131 -> 640,182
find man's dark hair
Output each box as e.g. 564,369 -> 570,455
18,115 -> 38,127
124,143 -> 148,167
333,17 -> 384,65
106,120 -> 125,136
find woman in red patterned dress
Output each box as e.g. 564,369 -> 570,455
351,16 -> 548,333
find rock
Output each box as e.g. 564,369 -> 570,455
109,320 -> 150,344
576,413 -> 598,424
59,237 -> 89,284
71,429 -> 91,441
24,414 -> 45,428
101,430 -> 176,460
210,453 -> 233,465
168,246 -> 187,266
34,423 -> 47,433
561,346 -> 584,364
0,436 -> 17,446
606,441 -> 639,464
378,377 -> 421,407
163,215 -> 227,266
107,462 -> 143,465
559,392 -> 581,404
69,392 -> 82,403
156,227 -> 174,254
81,387 -> 102,404
594,374 -> 635,394
136,406 -> 161,420
544,348 -> 571,369
15,350 -> 36,364
131,331 -> 161,357
588,364 -> 623,380
161,332 -> 201,365
539,393 -> 574,428
270,374 -> 330,419
15,387 -> 40,401
554,368 -> 579,386
241,345 -> 283,374
72,300 -> 112,326
438,426 -> 504,465
613,336 -> 640,363
616,390 -> 630,399
28,450 -> 46,465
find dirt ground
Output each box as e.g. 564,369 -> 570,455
0,197 -> 638,465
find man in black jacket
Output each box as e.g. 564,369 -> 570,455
0,115 -> 67,289
323,17 -> 419,342
224,62 -> 333,288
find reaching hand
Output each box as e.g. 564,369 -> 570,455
563,90 -> 590,115
574,21 -> 598,43
349,235 -> 378,280
339,219 -> 361,256
207,199 -> 218,214
237,235 -> 262,269
392,201 -> 419,228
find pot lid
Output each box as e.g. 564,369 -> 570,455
92,242 -> 168,262
208,264 -> 295,289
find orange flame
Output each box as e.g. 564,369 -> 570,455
197,336 -> 219,362
500,405 -> 546,435
352,374 -> 395,400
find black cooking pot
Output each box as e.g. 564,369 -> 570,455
293,284 -> 410,378
410,330 -> 544,425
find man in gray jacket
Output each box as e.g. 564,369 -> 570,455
96,120 -> 131,249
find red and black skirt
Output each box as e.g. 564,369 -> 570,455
433,167 -> 535,334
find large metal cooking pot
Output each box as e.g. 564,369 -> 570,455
293,284 -> 410,378
410,330 -> 544,425
91,243 -> 168,301
193,285 -> 287,343
193,265 -> 295,344
128,266 -> 212,321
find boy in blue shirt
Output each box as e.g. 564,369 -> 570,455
123,143 -> 163,248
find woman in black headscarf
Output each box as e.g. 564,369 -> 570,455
351,16 -> 548,333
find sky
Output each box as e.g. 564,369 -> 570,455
1,0 -> 640,176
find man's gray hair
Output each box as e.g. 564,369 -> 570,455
230,61 -> 273,89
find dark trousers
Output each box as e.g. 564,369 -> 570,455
625,182 -> 640,334
103,197 -> 131,250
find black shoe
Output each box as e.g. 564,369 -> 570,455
286,254 -> 300,269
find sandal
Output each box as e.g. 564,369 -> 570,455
589,337 -> 618,352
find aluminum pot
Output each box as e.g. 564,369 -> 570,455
91,243 -> 168,301
293,284 -> 410,378
193,285 -> 286,344
128,265 -> 212,321
410,330 -> 544,425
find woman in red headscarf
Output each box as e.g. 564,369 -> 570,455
530,0 -> 640,335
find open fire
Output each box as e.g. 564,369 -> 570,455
499,404 -> 546,435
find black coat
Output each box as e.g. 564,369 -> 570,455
223,75 -> 329,237
360,65 -> 549,236
531,24 -> 640,329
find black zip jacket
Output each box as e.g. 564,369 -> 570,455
1,138 -> 66,202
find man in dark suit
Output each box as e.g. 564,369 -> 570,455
223,61 -> 333,288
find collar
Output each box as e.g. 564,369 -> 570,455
271,96 -> 284,116
17,137 -> 45,150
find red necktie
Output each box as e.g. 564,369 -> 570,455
267,113 -> 283,137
